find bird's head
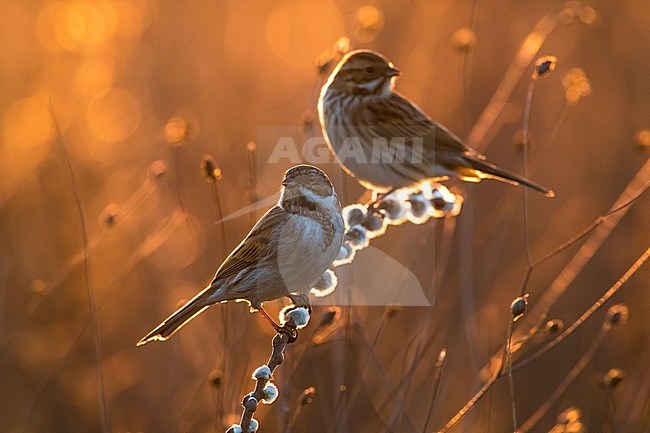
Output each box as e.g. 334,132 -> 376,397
280,165 -> 335,208
325,50 -> 400,97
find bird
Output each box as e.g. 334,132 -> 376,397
318,49 -> 554,198
137,164 -> 344,345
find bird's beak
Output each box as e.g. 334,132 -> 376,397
281,178 -> 293,187
386,66 -> 400,77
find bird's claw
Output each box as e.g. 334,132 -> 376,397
277,322 -> 298,344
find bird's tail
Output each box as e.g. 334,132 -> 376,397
462,155 -> 555,198
137,286 -> 220,346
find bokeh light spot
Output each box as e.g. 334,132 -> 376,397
164,117 -> 188,145
75,55 -> 115,97
2,92 -> 54,150
634,129 -> 650,151
451,28 -> 477,51
86,88 -> 141,142
562,68 -> 591,105
357,5 -> 381,27
267,0 -> 344,68
355,4 -> 384,43
53,1 -> 118,52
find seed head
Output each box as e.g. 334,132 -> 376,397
510,294 -> 529,321
299,386 -> 316,405
208,369 -> 222,388
533,55 -> 558,80
545,319 -> 564,334
605,304 -> 628,327
600,367 -> 625,389
201,154 -> 222,183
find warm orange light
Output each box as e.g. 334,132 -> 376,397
562,68 -> 591,105
75,55 -> 115,97
266,0 -> 344,68
164,117 -> 189,145
86,88 -> 141,142
56,1 -> 117,52
2,92 -> 54,150
516,32 -> 544,67
356,5 -> 384,43
357,5 -> 381,27
451,28 -> 477,51
635,129 -> 650,149
579,6 -> 599,26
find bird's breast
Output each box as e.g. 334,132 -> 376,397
276,212 -> 342,294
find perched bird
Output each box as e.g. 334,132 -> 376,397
318,49 -> 554,197
137,165 -> 344,345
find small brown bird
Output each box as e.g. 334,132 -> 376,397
318,49 -> 554,197
138,165 -> 344,345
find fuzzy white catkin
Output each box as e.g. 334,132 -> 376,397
248,419 -> 259,432
252,365 -> 271,381
310,269 -> 338,298
345,224 -> 368,248
262,382 -> 279,404
228,425 -> 243,433
379,196 -> 407,223
342,204 -> 367,228
333,242 -> 355,266
406,192 -> 431,224
280,306 -> 310,329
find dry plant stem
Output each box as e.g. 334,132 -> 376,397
344,313 -> 390,410
247,146 -> 257,227
519,180 -> 650,297
519,324 -> 610,433
517,157 -> 650,338
521,77 -> 536,283
8,210 -> 183,430
209,180 -> 229,424
506,332 -> 517,433
169,147 -> 198,239
349,323 -> 420,432
437,319 -> 516,433
24,171 -> 160,319
504,76 -> 538,433
49,106 -> 110,433
441,246 -> 650,433
467,5 -> 570,150
237,323 -> 298,433
210,181 -> 229,260
421,348 -> 447,433
509,245 -> 650,372
388,333 -> 425,431
167,338 -> 181,430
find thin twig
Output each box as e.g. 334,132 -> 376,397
247,142 -> 257,227
229,321 -> 300,433
466,4 -> 579,150
437,318 -> 516,433
516,157 -> 650,340
519,323 -> 611,433
521,77 -> 536,278
509,246 -> 650,372
48,105 -> 110,433
421,348 -> 447,433
507,329 -> 518,433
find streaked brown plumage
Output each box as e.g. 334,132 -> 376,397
137,165 -> 344,345
318,49 -> 554,197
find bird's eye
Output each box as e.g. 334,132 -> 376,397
364,66 -> 376,74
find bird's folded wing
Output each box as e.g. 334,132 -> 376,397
209,205 -> 284,284
357,93 -> 485,159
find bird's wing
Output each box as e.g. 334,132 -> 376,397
354,92 -> 484,158
210,205 -> 284,284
